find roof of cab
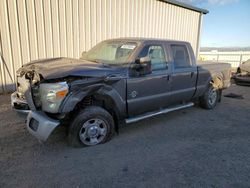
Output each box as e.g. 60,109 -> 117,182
105,37 -> 190,45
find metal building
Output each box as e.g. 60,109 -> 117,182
0,0 -> 208,93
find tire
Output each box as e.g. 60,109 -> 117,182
68,106 -> 115,147
200,85 -> 219,109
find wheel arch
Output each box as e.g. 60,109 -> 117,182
210,74 -> 223,89
195,74 -> 223,99
60,84 -> 126,131
73,93 -> 123,133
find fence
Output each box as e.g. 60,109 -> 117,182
199,51 -> 250,69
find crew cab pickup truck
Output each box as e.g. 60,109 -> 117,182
11,38 -> 231,147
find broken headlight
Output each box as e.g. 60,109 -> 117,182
39,82 -> 68,113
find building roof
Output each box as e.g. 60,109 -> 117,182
160,0 -> 209,14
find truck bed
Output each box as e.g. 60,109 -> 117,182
197,61 -> 231,89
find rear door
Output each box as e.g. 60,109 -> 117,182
168,43 -> 197,103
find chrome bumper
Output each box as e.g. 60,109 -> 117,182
26,111 -> 60,141
11,92 -> 30,114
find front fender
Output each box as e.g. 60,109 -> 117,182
95,86 -> 127,119
58,83 -> 126,119
58,84 -> 103,113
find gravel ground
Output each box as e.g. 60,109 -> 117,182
0,84 -> 250,188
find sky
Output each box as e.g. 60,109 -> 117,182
178,0 -> 250,47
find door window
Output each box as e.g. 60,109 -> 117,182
138,45 -> 167,71
171,45 -> 191,69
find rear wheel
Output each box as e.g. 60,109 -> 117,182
200,85 -> 219,109
68,106 -> 114,147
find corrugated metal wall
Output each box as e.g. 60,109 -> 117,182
0,0 -> 202,93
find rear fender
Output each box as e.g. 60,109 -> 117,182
194,73 -> 223,98
210,75 -> 223,89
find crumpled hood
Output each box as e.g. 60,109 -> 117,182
18,57 -> 125,80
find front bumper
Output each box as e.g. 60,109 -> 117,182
26,111 -> 60,141
11,92 -> 30,114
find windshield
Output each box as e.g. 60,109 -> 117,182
81,41 -> 137,64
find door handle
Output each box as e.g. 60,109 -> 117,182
161,75 -> 170,81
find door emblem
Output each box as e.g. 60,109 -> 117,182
130,91 -> 138,98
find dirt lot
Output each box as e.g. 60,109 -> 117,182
0,84 -> 250,188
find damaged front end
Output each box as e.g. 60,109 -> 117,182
13,67 -> 73,113
11,68 -> 68,141
11,57 -> 124,142
11,67 -> 108,142
11,69 -> 40,113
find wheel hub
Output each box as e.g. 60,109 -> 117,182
79,118 -> 108,146
209,89 -> 217,105
87,126 -> 98,137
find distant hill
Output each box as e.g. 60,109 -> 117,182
200,47 -> 250,52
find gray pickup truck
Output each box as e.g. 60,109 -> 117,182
11,38 -> 231,147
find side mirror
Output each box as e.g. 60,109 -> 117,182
132,56 -> 152,75
139,56 -> 151,64
135,56 -> 151,65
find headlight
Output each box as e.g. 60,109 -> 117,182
39,82 -> 68,113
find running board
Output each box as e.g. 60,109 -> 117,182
125,102 -> 194,124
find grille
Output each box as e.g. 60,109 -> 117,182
16,76 -> 27,99
32,86 -> 41,107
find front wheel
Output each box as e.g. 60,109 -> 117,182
68,106 -> 115,147
200,85 -> 219,109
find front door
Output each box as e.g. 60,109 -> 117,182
127,44 -> 171,116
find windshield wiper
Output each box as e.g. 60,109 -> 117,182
89,59 -> 111,67
88,59 -> 100,64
